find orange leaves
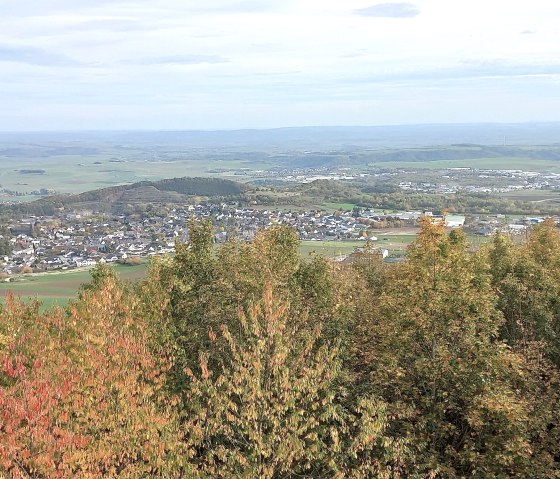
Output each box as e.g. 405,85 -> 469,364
0,344 -> 81,478
2,355 -> 24,379
0,273 -> 184,478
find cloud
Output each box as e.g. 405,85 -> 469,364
193,2 -> 276,14
125,54 -> 229,66
0,0 -> 559,130
70,18 -> 150,32
0,0 -> 139,18
355,2 -> 419,18
185,1 -> 298,14
0,44 -> 80,66
341,61 -> 560,88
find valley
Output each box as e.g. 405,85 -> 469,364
1,124 -> 560,308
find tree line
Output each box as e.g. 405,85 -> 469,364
1,218 -> 559,478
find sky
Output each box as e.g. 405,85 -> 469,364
2,0 -> 560,131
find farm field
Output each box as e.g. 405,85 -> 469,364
368,157 -> 560,172
0,263 -> 148,311
375,233 -> 418,250
321,202 -> 360,212
299,240 -> 368,257
0,156 -> 260,198
497,190 -> 560,202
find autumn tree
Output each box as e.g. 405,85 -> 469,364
2,218 -> 560,477
488,220 -> 560,366
182,286 -> 407,478
0,273 -> 184,478
486,222 -> 560,472
355,218 -> 539,477
142,220 -> 346,394
0,296 -> 80,478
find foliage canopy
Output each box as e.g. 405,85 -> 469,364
1,218 -> 559,477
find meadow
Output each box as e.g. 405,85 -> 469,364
298,240 -> 368,257
0,155 -> 261,198
321,202 -> 359,211
497,189 -> 560,202
0,263 -> 147,310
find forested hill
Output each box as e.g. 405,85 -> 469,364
145,177 -> 247,196
4,177 -> 248,215
59,176 -> 249,202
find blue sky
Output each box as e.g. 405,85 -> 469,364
1,0 -> 560,130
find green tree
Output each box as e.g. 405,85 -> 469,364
0,226 -> 12,256
182,287 -> 406,478
488,220 -> 560,367
356,218 -> 537,477
142,221 -> 344,394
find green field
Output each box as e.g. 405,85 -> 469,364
299,240 -> 366,257
321,202 -> 359,212
497,190 -> 560,202
298,234 -> 419,257
0,263 -> 148,310
0,156 -> 264,199
375,234 -> 418,249
369,157 -> 560,172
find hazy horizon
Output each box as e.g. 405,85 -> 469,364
1,120 -> 560,134
1,122 -> 559,150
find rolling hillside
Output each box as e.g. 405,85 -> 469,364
3,177 -> 249,215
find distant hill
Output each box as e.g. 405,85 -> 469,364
254,144 -> 560,170
363,145 -> 560,163
3,177 -> 249,216
271,145 -> 560,169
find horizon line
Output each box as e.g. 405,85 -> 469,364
1,120 -> 560,135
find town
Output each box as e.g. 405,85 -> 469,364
2,201 -> 556,276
